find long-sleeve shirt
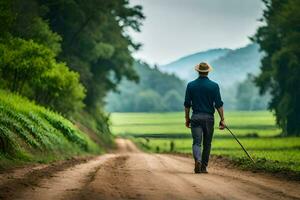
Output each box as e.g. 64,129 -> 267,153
184,76 -> 223,115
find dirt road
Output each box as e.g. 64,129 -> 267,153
1,138 -> 300,200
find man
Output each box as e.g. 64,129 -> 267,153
184,62 -> 225,174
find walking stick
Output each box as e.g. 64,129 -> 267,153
225,125 -> 255,164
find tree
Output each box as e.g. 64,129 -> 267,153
39,0 -> 144,110
253,0 -> 300,135
0,0 -> 15,36
33,62 -> 85,115
134,90 -> 164,112
163,90 -> 183,111
0,37 -> 55,93
235,74 -> 270,110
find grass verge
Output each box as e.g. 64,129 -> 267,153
0,89 -> 103,169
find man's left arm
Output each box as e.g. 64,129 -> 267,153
184,84 -> 191,128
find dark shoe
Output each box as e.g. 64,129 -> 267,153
194,161 -> 201,173
200,165 -> 208,173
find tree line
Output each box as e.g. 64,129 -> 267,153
106,61 -> 185,112
106,62 -> 269,112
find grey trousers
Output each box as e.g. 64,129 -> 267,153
190,113 -> 214,167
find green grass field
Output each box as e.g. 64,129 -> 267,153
111,112 -> 300,173
111,112 -> 281,136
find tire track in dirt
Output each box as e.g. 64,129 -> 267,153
165,154 -> 300,199
156,154 -> 300,200
1,138 -> 300,200
17,154 -> 116,200
0,157 -> 94,200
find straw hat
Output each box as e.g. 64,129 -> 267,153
194,62 -> 213,73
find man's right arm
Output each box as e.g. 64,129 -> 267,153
217,107 -> 225,130
214,85 -> 225,130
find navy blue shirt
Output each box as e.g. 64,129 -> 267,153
184,76 -> 223,115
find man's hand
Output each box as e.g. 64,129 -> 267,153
185,118 -> 191,128
219,120 -> 226,130
217,107 -> 225,130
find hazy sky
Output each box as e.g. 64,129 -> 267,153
129,0 -> 265,65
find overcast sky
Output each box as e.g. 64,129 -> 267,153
129,0 -> 265,65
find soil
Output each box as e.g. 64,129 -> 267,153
0,138 -> 299,200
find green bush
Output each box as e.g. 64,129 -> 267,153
0,37 -> 54,92
33,62 -> 86,115
0,37 -> 85,115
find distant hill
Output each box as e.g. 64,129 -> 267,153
210,44 -> 262,87
159,43 -> 268,110
160,48 -> 231,80
160,43 -> 263,87
105,61 -> 186,112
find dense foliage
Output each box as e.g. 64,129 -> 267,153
0,0 -> 144,134
106,61 -> 185,112
0,37 -> 85,114
39,0 -> 144,110
253,0 -> 300,135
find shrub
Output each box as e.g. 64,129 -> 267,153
33,62 -> 86,115
0,37 -> 85,115
0,37 -> 54,92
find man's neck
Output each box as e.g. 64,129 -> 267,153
199,75 -> 208,78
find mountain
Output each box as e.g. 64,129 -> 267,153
160,48 -> 231,80
159,43 -> 267,110
210,43 -> 262,87
160,43 -> 263,87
